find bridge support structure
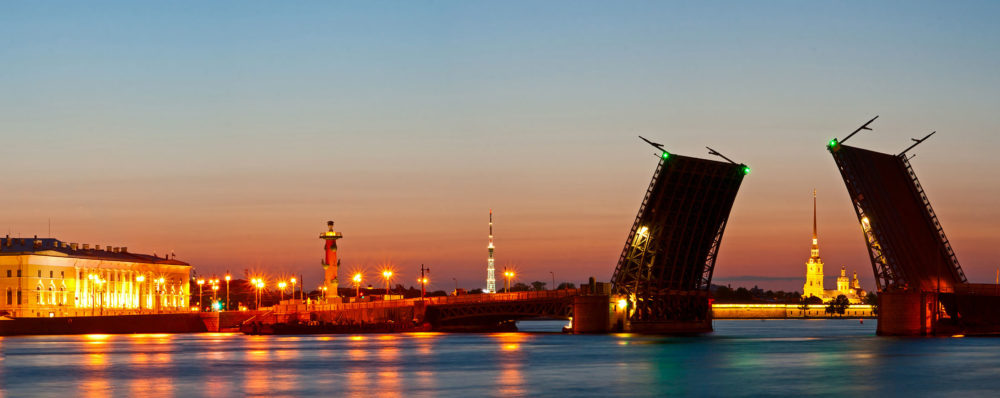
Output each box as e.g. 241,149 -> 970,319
828,123 -> 1000,336
611,142 -> 747,334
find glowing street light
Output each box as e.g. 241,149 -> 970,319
224,273 -> 231,311
290,277 -> 297,301
353,273 -> 362,298
278,281 -> 287,302
503,269 -> 515,293
382,270 -> 393,300
196,279 -> 205,311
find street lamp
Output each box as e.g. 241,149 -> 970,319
290,277 -> 297,300
278,281 -> 287,302
212,284 -> 219,308
382,270 -> 393,300
196,279 -> 205,311
353,273 -> 362,298
224,274 -> 231,310
504,269 -> 515,293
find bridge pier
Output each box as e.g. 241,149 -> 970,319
571,295 -> 612,334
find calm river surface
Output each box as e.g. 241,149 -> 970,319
2,319 -> 999,397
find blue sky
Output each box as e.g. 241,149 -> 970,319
2,1 -> 999,292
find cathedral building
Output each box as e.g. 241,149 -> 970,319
802,190 -> 867,303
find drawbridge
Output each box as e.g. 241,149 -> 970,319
828,117 -> 1000,335
610,140 -> 749,333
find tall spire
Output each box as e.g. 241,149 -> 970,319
811,189 -> 820,259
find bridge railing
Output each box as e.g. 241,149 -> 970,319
311,289 -> 580,312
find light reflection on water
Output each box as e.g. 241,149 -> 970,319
5,320 -> 1000,396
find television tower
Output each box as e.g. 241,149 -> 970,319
487,210 -> 496,293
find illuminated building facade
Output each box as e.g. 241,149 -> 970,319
0,237 -> 190,317
802,191 -> 867,303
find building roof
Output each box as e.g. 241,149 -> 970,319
0,237 -> 189,266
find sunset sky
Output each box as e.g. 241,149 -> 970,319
3,1 -> 1000,293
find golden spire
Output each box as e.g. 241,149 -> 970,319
811,189 -> 820,259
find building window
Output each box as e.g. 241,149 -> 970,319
16,270 -> 20,277
5,270 -> 9,277
37,270 -> 41,278
61,271 -> 65,278
5,289 -> 10,305
36,286 -> 42,304
49,271 -> 53,278
16,290 -> 21,305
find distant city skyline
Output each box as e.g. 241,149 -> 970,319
3,2 -> 1000,292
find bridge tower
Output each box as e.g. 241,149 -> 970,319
611,138 -> 748,333
486,210 -> 496,294
320,221 -> 343,300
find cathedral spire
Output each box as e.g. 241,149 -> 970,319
811,189 -> 819,259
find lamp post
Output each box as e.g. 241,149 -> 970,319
353,273 -> 362,299
212,284 -> 219,309
136,275 -> 145,312
278,281 -> 287,302
504,269 -> 515,293
224,274 -> 231,311
382,270 -> 393,300
290,277 -> 297,301
419,264 -> 429,300
196,279 -> 205,311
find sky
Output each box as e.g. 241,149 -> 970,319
2,1 -> 1000,293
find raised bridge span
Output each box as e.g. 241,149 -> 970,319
257,140 -> 750,334
828,119 -> 1000,336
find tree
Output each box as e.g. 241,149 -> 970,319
557,282 -> 576,290
825,294 -> 850,316
863,292 -> 879,315
734,287 -> 753,302
798,296 -> 812,311
530,281 -> 547,291
511,283 -> 530,292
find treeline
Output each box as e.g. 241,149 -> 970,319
710,284 -> 802,304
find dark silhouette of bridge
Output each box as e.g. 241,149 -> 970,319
828,118 -> 1000,336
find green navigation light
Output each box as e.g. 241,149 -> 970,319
661,151 -> 670,160
828,138 -> 838,149
741,165 -> 751,175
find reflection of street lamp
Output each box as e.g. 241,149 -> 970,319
212,284 -> 219,307
136,275 -> 145,312
224,274 -> 231,310
382,270 -> 393,299
353,273 -> 362,298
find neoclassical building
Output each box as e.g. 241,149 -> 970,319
0,236 -> 190,317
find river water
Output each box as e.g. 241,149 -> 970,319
1,319 -> 998,397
